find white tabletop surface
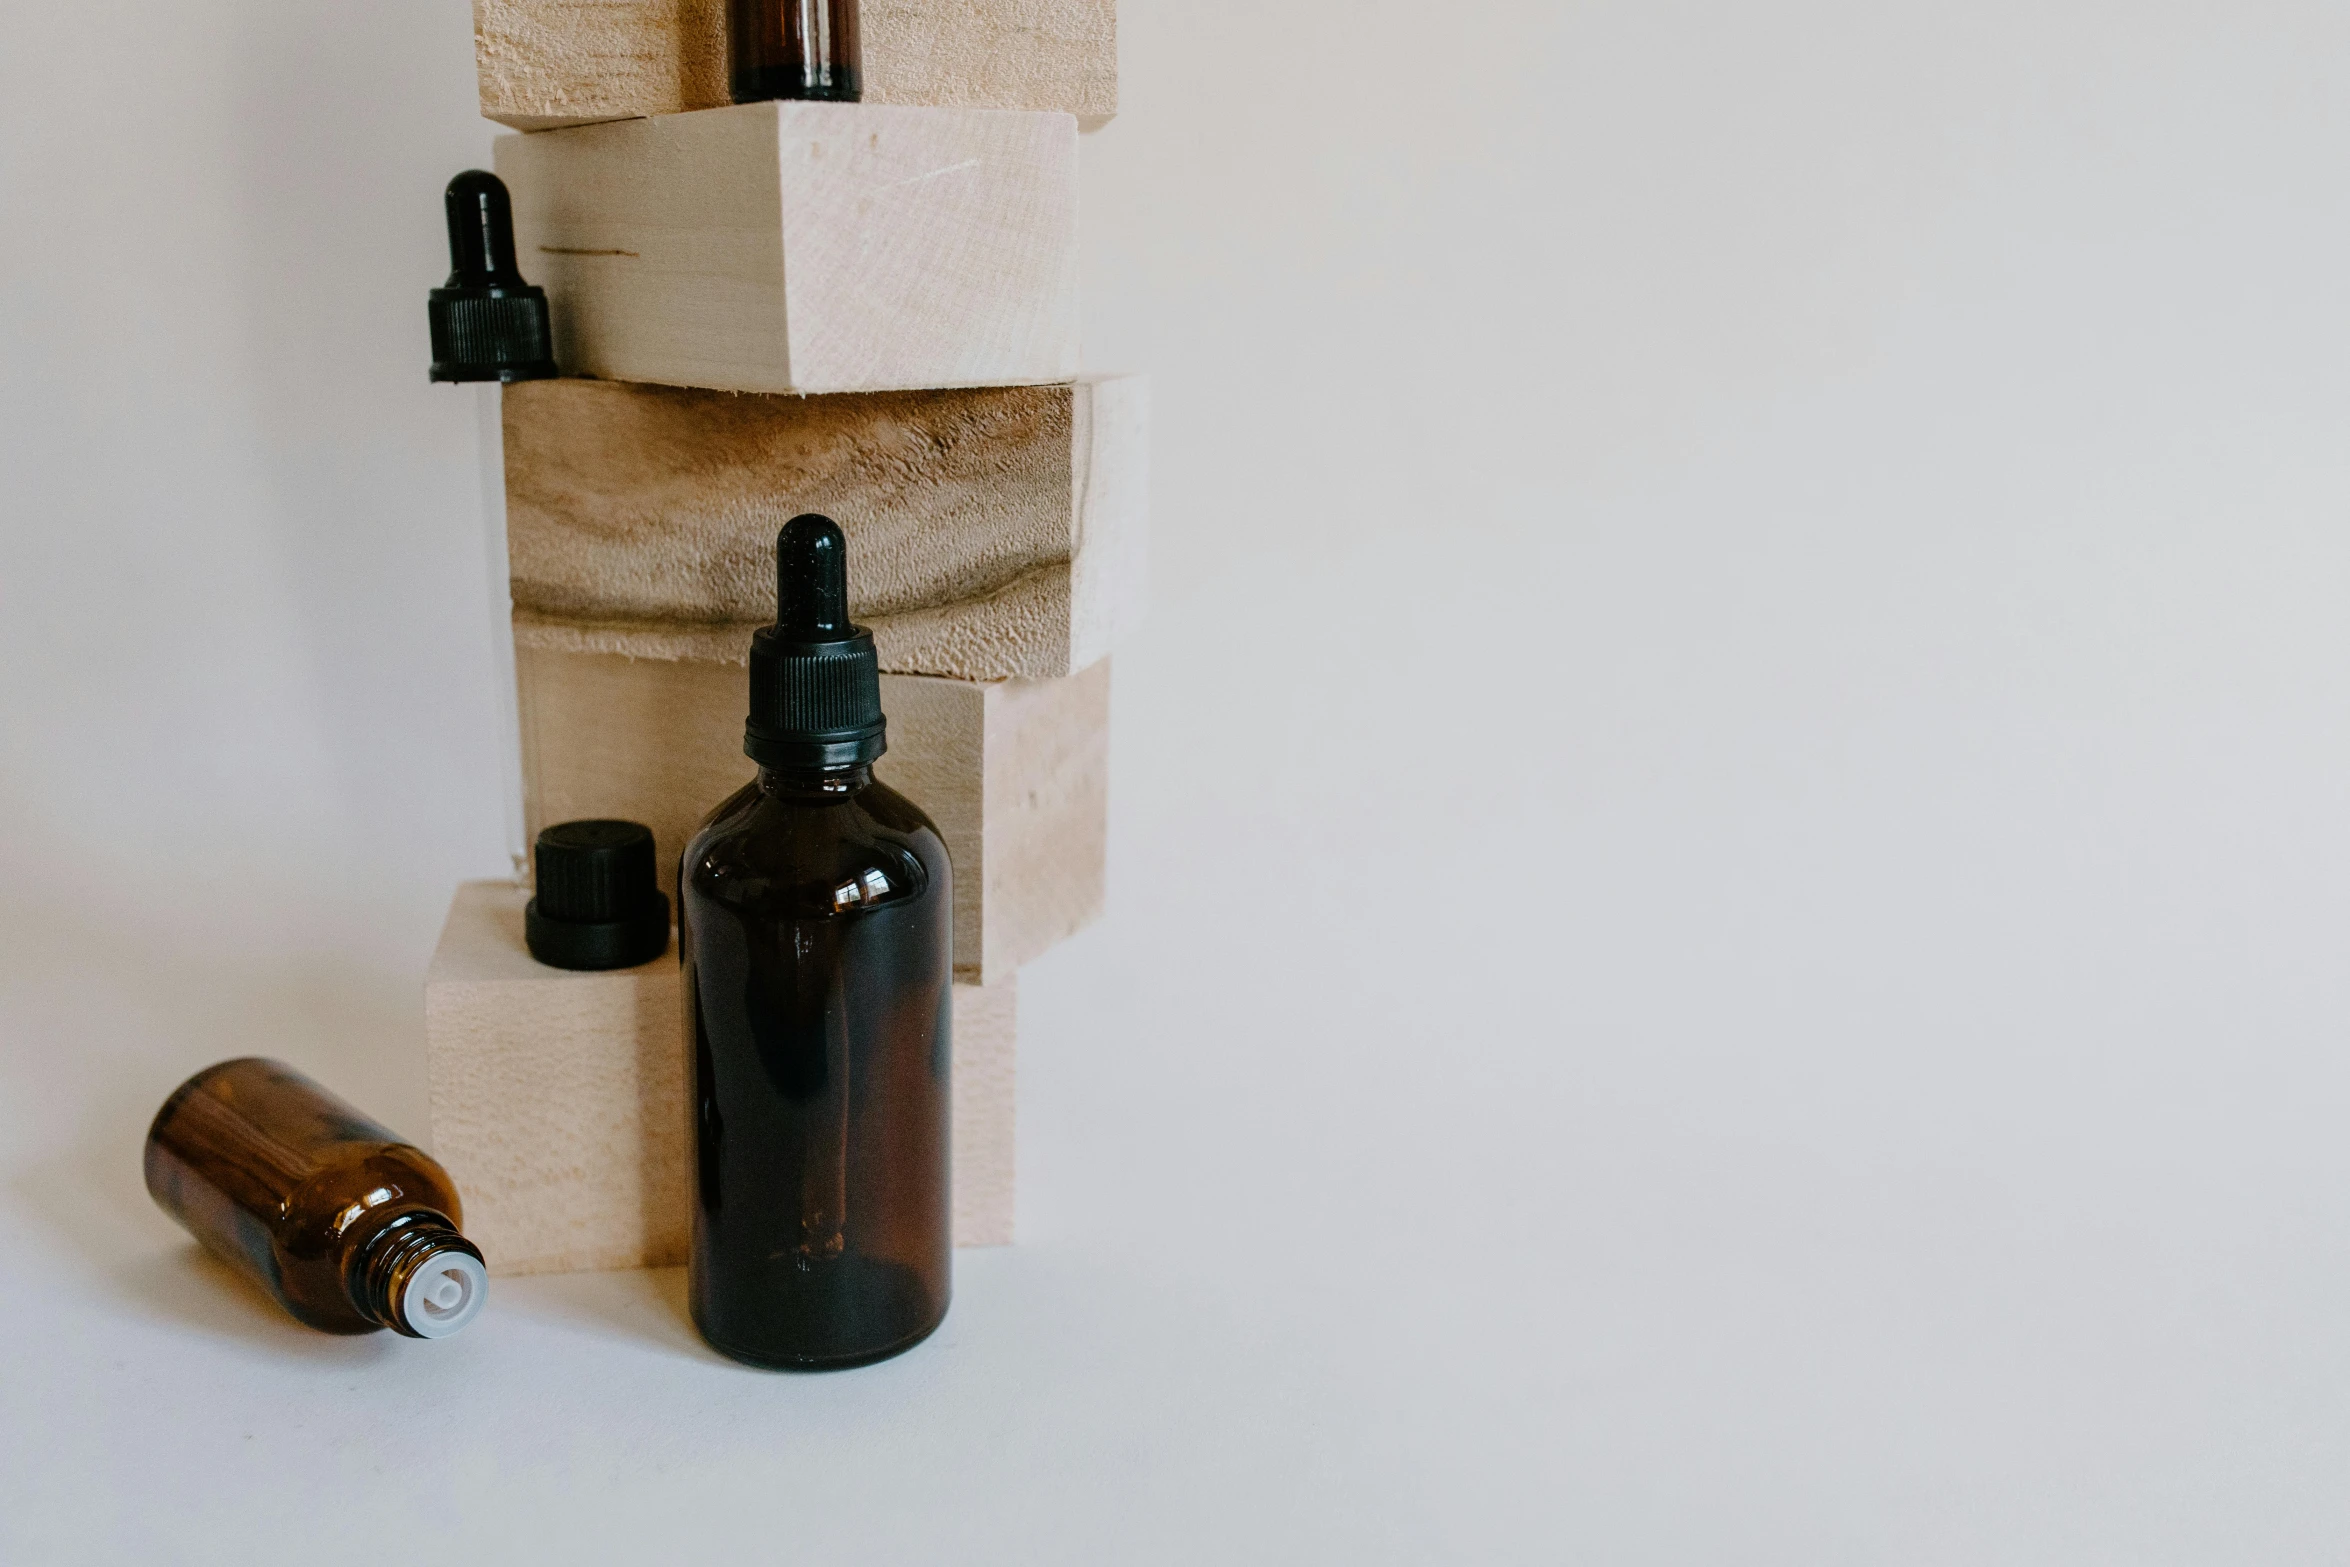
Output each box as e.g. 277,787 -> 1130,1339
6,0 -> 2349,1559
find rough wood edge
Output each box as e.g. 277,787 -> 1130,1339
509,557 -> 1074,681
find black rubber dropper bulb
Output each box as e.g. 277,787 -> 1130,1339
446,169 -> 526,291
779,513 -> 852,635
744,514 -> 887,772
427,170 -> 558,384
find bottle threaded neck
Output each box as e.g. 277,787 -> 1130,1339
354,1210 -> 489,1339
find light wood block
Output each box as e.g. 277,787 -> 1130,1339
506,374 -> 1147,682
425,879 -> 1018,1276
949,973 -> 1017,1247
516,648 -> 1108,982
425,881 -> 685,1276
494,102 -> 1079,396
475,0 -> 1117,133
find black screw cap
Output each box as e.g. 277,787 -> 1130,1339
429,170 -> 558,384
525,820 -> 671,971
744,514 -> 888,771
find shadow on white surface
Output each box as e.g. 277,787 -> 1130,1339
10,1121 -> 393,1363
496,1263 -> 726,1366
111,1244 -> 399,1364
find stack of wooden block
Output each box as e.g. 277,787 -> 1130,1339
423,0 -> 1141,1278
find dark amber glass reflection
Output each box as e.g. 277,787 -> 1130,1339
144,1058 -> 485,1336
729,0 -> 861,103
682,763 -> 951,1369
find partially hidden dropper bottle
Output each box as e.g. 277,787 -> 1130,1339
145,1059 -> 489,1338
427,170 -> 558,384
729,0 -> 861,103
681,513 -> 953,1369
427,168 -> 553,880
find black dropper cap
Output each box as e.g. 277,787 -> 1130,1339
744,515 -> 887,771
428,170 -> 558,384
524,820 -> 671,970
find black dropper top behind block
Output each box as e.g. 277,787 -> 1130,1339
744,514 -> 887,771
525,820 -> 671,970
428,170 -> 558,384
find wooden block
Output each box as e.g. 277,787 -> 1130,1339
424,879 -> 1019,1275
493,102 -> 1079,396
950,972 -> 1017,1246
506,374 -> 1147,682
473,0 -> 1117,132
516,647 -> 1108,982
425,881 -> 684,1276
880,661 -> 1110,981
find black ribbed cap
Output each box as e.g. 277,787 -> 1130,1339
744,514 -> 888,771
429,170 -> 558,384
525,820 -> 670,971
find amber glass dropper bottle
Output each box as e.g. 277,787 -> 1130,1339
682,513 -> 952,1369
145,1058 -> 489,1338
729,0 -> 861,103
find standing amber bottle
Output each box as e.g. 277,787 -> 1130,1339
144,1058 -> 488,1338
729,0 -> 861,103
682,514 -> 952,1369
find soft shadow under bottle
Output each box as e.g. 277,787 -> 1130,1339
681,513 -> 952,1369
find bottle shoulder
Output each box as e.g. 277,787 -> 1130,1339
684,775 -> 947,919
277,1144 -> 463,1259
858,775 -> 945,840
686,776 -> 943,857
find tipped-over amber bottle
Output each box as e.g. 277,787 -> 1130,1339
144,1058 -> 488,1338
682,514 -> 952,1369
729,0 -> 860,103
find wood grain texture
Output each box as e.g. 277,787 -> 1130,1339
494,102 -> 1079,396
473,0 -> 1117,131
425,880 -> 1017,1275
505,374 -> 1147,681
515,648 -> 1108,982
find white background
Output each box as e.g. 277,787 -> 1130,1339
5,1 -> 2348,1559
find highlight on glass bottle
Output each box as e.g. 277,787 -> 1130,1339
144,1058 -> 489,1339
681,513 -> 953,1369
729,0 -> 861,104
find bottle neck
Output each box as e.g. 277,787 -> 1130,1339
757,763 -> 873,800
347,1210 -> 488,1339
